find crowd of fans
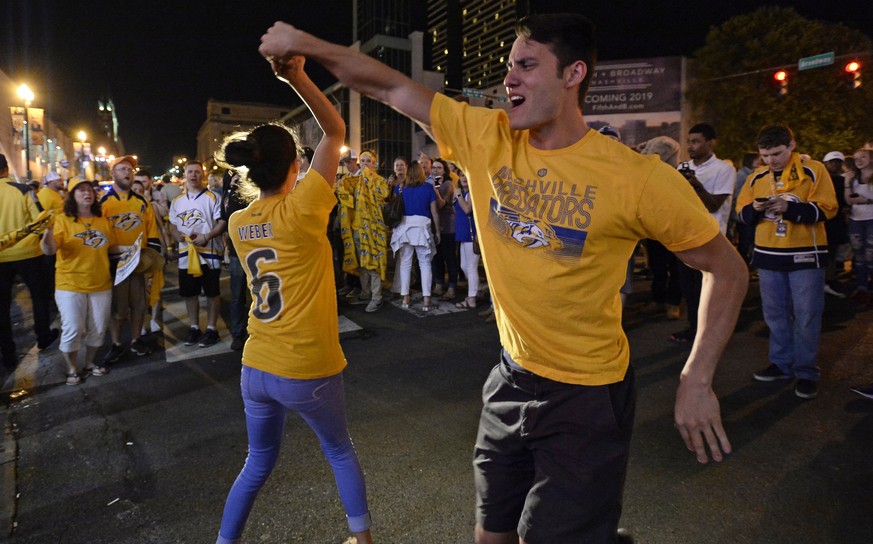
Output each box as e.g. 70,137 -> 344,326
1,130 -> 872,399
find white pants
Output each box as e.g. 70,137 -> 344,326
398,244 -> 433,297
55,289 -> 112,353
459,242 -> 480,298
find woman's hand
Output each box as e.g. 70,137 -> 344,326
271,55 -> 305,85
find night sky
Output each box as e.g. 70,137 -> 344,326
3,0 -> 871,172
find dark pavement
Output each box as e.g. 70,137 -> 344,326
2,271 -> 872,543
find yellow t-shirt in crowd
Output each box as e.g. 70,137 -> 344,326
51,213 -> 116,292
0,178 -> 42,262
430,93 -> 719,385
37,187 -> 64,215
229,169 -> 346,380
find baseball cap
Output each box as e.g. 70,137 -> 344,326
44,171 -> 62,184
342,148 -> 358,161
598,125 -> 622,141
823,151 -> 845,162
66,176 -> 91,193
109,155 -> 138,171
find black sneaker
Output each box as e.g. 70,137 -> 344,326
230,335 -> 246,351
183,327 -> 202,346
348,295 -> 370,306
795,379 -> 818,399
38,328 -> 60,350
130,339 -> 152,356
198,328 -> 220,347
753,364 -> 792,382
103,343 -> 128,364
617,528 -> 635,544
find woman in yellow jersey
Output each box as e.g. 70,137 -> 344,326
40,178 -> 127,385
213,56 -> 373,544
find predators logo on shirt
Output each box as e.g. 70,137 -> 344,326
74,229 -> 109,249
498,209 -> 562,250
108,212 -> 143,232
175,209 -> 207,229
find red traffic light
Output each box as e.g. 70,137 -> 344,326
774,70 -> 788,81
845,61 -> 860,73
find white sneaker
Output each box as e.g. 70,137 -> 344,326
824,284 -> 846,298
365,299 -> 383,313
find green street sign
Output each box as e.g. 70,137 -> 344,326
798,52 -> 834,71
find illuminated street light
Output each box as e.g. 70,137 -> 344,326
845,60 -> 862,89
77,131 -> 87,142
17,84 -> 35,180
773,70 -> 788,96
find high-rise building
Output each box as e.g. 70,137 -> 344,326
428,0 -> 529,93
355,0 -> 415,174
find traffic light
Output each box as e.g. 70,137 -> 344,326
773,70 -> 789,95
844,60 -> 861,89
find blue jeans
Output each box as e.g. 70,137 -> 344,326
216,367 -> 371,543
758,268 -> 825,381
228,256 -> 249,338
848,219 -> 873,292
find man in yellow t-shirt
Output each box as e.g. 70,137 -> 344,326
37,171 -> 65,214
259,13 -> 748,543
37,171 -> 66,299
0,154 -> 58,371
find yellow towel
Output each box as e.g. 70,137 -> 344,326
185,236 -> 202,277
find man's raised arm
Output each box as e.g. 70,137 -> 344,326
259,22 -> 436,131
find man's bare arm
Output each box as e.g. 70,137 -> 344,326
673,233 -> 748,463
259,23 -> 436,133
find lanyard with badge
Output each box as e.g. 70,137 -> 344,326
769,170 -> 787,237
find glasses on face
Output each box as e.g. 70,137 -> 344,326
114,166 -> 133,173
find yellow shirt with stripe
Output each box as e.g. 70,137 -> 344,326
0,178 -> 42,262
51,213 -> 116,292
37,187 -> 64,215
430,93 -> 719,385
99,186 -> 160,254
735,153 -> 837,270
229,170 -> 346,380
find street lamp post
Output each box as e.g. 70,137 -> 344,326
76,131 -> 87,177
17,84 -> 35,181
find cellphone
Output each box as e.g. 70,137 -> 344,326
433,176 -> 442,187
755,197 -> 770,202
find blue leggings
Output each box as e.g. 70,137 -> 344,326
216,367 -> 371,543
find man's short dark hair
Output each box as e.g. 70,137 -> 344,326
136,168 -> 152,179
0,153 -> 7,172
516,13 -> 598,109
757,124 -> 794,149
185,160 -> 205,171
689,123 -> 717,141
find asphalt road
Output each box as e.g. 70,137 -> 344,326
2,273 -> 872,544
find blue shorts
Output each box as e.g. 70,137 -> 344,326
474,351 -> 636,543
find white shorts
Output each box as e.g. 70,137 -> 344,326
55,289 -> 113,353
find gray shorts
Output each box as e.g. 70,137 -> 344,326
474,352 -> 635,543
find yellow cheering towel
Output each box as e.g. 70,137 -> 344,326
184,236 -> 203,277
0,210 -> 54,252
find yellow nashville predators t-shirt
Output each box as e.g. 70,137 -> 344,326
431,93 -> 719,385
52,213 -> 116,293
229,169 -> 346,380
